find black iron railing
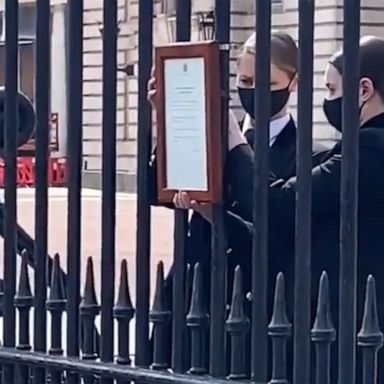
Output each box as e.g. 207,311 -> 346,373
0,0 -> 379,383
0,254 -> 382,382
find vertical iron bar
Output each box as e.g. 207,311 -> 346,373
187,264 -> 209,375
268,273 -> 291,384
311,272 -> 336,384
184,263 -> 193,371
252,0 -> 271,381
3,0 -> 18,382
34,0 -> 50,382
226,267 -> 250,380
176,1 -> 191,41
15,250 -> 33,384
136,0 -> 153,367
114,260 -> 135,366
80,257 -> 100,384
210,0 -> 230,378
47,254 -> 67,384
150,262 -> 171,370
66,0 -> 83,383
0,278 -> 4,316
0,280 -> 3,379
101,1 -> 117,382
357,276 -> 383,384
294,1 -> 315,383
172,0 -> 191,373
339,1 -> 360,383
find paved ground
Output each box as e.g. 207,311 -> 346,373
0,188 -> 175,355
0,187 -> 174,293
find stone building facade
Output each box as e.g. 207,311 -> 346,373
2,0 -> 384,190
120,0 -> 384,190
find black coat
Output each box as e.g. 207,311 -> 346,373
183,118 -> 309,300
148,116 -> 328,370
225,118 -> 327,303
226,113 -> 384,382
150,117 -> 326,298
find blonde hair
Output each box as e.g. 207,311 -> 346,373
242,31 -> 298,77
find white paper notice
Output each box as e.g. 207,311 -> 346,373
164,57 -> 208,191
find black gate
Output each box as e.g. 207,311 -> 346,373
0,0 -> 380,383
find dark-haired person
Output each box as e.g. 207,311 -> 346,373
177,35 -> 384,381
147,31 -> 327,371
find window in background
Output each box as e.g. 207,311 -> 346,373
161,0 -> 176,15
0,3 -> 37,101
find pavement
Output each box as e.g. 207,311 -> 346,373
0,187 -> 175,357
0,187 -> 174,291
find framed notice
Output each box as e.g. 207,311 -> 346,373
155,41 -> 222,203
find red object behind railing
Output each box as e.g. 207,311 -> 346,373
0,157 -> 67,187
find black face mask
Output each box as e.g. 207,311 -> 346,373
238,87 -> 291,119
323,97 -> 366,132
323,97 -> 342,132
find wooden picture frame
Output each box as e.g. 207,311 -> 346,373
155,41 -> 222,203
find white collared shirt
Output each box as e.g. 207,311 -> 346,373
242,113 -> 290,147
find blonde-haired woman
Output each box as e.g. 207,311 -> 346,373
237,30 -> 299,147
173,29 -> 326,308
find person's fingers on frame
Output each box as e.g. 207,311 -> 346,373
147,89 -> 157,101
180,191 -> 191,208
173,192 -> 180,207
147,77 -> 156,91
190,200 -> 199,210
177,191 -> 187,209
177,192 -> 186,209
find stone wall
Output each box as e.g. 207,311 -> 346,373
82,0 -> 136,190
